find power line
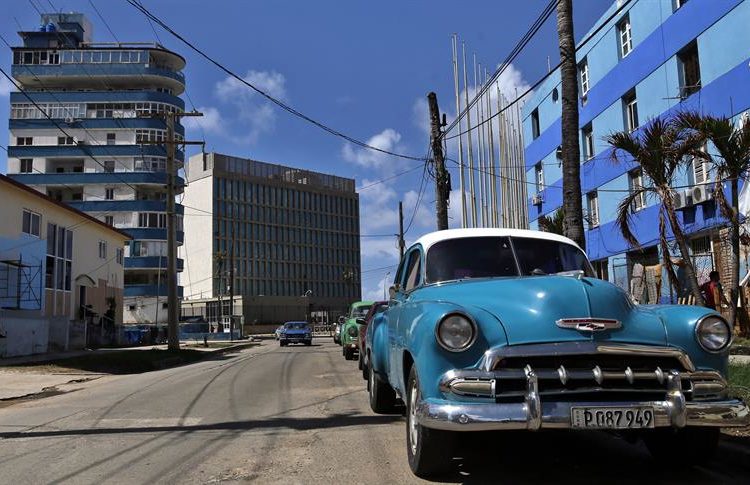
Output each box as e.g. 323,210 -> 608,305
443,0 -> 635,141
125,0 -> 427,162
356,163 -> 425,191
87,0 -> 120,43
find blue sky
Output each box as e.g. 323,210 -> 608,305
0,0 -> 611,299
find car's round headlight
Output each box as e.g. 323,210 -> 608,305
696,315 -> 731,352
348,326 -> 358,337
436,313 -> 476,352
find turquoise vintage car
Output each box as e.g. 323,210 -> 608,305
366,228 -> 748,477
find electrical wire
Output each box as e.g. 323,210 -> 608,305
125,0 -> 427,162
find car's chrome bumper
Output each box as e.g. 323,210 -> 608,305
417,398 -> 749,432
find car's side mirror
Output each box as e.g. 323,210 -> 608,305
389,284 -> 401,300
356,318 -> 366,325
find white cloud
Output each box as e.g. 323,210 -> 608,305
448,189 -> 467,228
213,70 -> 287,144
362,274 -> 393,301
412,97 -> 430,137
181,106 -> 224,134
0,77 -> 13,97
342,128 -> 404,174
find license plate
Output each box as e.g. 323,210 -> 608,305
571,407 -> 655,429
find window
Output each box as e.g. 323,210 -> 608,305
673,0 -> 688,11
535,163 -> 544,192
629,169 -> 646,211
57,136 -> 75,145
105,188 -> 114,200
20,158 -> 33,173
678,41 -> 701,98
618,15 -> 633,58
116,247 -> 124,265
587,192 -> 600,228
578,57 -> 590,96
531,109 -> 540,139
623,90 -> 639,132
16,137 -> 32,146
22,209 -> 41,237
138,212 -> 167,228
103,160 -> 115,173
582,124 -> 594,160
403,250 -> 422,291
592,259 -> 609,280
45,224 -> 72,291
104,215 -> 114,226
106,132 -> 116,145
98,241 -> 107,259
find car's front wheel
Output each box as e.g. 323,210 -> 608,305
368,360 -> 397,414
406,366 -> 455,478
642,427 -> 719,464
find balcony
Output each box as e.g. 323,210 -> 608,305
9,172 -> 185,188
10,117 -> 185,136
123,228 -> 184,244
67,200 -> 184,214
124,284 -> 184,298
7,144 -> 184,161
9,90 -> 185,110
125,256 -> 184,272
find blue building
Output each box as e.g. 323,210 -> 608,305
5,13 -> 186,324
523,0 -> 750,300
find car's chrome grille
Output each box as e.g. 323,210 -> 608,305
441,345 -> 727,403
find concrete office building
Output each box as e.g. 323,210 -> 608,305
0,174 -> 130,357
523,0 -> 750,300
5,13 -> 187,324
182,152 -> 361,325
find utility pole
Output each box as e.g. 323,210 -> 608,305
427,92 -> 450,231
398,201 -> 405,260
556,0 -> 586,249
141,110 -> 203,351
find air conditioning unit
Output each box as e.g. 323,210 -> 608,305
64,116 -> 74,124
531,193 -> 544,206
691,184 -> 714,204
672,189 -> 689,209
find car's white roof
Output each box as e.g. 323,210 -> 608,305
411,228 -> 582,254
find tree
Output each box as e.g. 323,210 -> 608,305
556,0 -> 586,249
677,111 -> 750,328
539,209 -> 565,235
605,117 -> 705,305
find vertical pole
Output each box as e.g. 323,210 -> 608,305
427,92 -> 449,231
166,112 -> 179,350
486,70 -> 498,227
475,58 -> 486,226
462,43 -> 477,228
496,84 -> 506,227
398,201 -> 405,259
451,34 -> 467,228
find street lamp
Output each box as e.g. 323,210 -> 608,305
383,271 -> 391,300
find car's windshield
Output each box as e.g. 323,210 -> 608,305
284,322 -> 308,330
350,305 -> 372,318
425,236 -> 593,283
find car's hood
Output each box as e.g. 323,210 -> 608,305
415,276 -> 667,346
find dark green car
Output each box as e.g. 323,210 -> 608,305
341,301 -> 373,360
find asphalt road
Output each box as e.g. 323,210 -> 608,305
0,340 -> 748,484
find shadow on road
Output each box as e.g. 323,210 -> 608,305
0,413 -> 401,440
430,430 -> 747,484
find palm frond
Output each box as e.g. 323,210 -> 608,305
615,189 -> 650,248
659,208 -> 681,296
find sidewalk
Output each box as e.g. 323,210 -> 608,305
731,355 -> 750,365
0,341 -> 258,402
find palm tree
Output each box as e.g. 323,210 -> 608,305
676,111 -> 750,328
539,209 -> 565,235
605,117 -> 705,305
556,0 -> 586,249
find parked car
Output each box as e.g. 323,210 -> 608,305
341,301 -> 373,360
278,321 -> 312,346
333,316 -> 345,344
274,325 -> 284,340
367,228 -> 748,478
358,301 -> 388,379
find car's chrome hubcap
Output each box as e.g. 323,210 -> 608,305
409,382 -> 418,455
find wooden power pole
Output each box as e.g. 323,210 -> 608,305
398,201 -> 405,259
427,92 -> 450,231
556,0 -> 586,249
142,110 -> 203,351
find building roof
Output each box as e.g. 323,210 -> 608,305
411,228 -> 581,254
0,173 -> 132,240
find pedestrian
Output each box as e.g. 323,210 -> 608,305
700,270 -> 730,310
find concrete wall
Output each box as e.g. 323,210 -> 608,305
180,160 -> 214,301
0,312 -> 48,358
